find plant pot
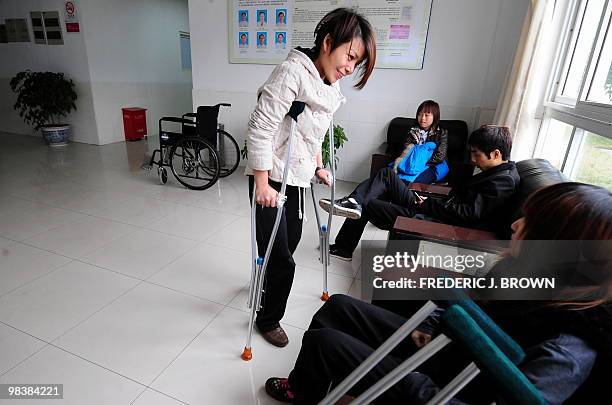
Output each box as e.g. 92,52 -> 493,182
41,125 -> 70,146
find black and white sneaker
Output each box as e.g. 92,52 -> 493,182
319,196 -> 362,219
329,244 -> 352,261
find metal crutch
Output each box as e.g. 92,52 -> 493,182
318,300 -> 440,404
241,101 -> 306,362
309,120 -> 336,301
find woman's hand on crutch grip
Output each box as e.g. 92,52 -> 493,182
256,183 -> 279,207
315,168 -> 332,187
410,330 -> 432,348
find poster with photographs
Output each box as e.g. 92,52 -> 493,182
230,0 -> 291,65
228,0 -> 432,69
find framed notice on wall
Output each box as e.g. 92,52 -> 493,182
228,0 -> 433,69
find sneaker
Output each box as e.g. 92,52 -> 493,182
330,244 -> 352,261
319,196 -> 362,219
265,377 -> 299,403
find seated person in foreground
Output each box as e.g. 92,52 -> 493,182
322,125 -> 519,260
320,100 -> 448,222
265,182 -> 612,404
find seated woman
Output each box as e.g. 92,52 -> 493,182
265,182 -> 612,404
319,99 -> 448,220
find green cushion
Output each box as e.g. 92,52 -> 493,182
443,305 -> 547,405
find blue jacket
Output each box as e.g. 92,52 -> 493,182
394,142 -> 436,182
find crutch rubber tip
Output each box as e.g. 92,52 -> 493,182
321,291 -> 330,301
241,347 -> 253,361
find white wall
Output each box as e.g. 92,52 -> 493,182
81,0 -> 192,144
189,0 -> 530,182
0,0 -> 98,144
0,0 -> 191,145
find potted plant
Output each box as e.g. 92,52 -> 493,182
10,70 -> 77,146
240,124 -> 348,169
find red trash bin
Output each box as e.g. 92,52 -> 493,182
122,107 -> 147,141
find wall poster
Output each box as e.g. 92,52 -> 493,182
228,0 -> 433,69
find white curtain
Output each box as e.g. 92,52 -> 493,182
494,0 -> 566,160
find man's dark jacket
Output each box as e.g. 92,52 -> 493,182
421,161 -> 520,235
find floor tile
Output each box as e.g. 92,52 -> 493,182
0,238 -> 71,297
149,242 -> 250,305
0,345 -> 145,405
80,229 -> 197,280
22,216 -> 138,258
150,307 -> 303,405
0,261 -> 139,341
0,323 -> 47,375
145,205 -> 239,241
54,282 -> 224,384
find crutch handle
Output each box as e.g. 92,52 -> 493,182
287,101 -> 306,122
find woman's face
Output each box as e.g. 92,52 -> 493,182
258,13 -> 265,22
417,110 -> 434,131
315,36 -> 365,84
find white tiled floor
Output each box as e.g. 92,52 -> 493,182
0,132 -> 381,404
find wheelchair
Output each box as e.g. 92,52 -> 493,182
146,103 -> 240,190
181,103 -> 240,178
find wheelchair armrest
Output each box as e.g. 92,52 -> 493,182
159,116 -> 193,125
409,183 -> 451,197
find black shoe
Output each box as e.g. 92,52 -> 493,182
265,377 -> 300,403
329,244 -> 352,261
319,196 -> 362,219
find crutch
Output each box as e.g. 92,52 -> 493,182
241,101 -> 306,362
319,297 -> 526,404
309,119 -> 336,301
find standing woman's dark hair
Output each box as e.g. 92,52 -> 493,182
312,8 -> 376,89
416,99 -> 441,134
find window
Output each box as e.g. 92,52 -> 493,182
571,130 -> 612,188
180,31 -> 191,70
553,0 -> 605,103
536,0 -> 612,189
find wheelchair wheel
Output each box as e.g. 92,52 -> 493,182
169,136 -> 220,190
158,167 -> 168,184
213,130 -> 240,178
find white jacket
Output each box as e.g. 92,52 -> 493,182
245,49 -> 346,188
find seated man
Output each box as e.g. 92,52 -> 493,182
320,125 -> 520,260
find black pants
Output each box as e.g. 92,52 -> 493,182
287,294 -> 470,404
248,176 -> 304,332
335,168 -> 415,253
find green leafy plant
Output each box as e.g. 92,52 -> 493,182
240,124 -> 347,170
10,71 -> 77,130
322,124 -> 347,170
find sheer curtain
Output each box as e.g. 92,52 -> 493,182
494,0 -> 568,160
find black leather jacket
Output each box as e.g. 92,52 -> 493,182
422,161 -> 520,233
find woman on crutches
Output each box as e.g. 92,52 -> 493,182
245,8 -> 376,349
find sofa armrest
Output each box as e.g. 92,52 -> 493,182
409,183 -> 451,197
391,216 -> 505,252
370,142 -> 392,178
